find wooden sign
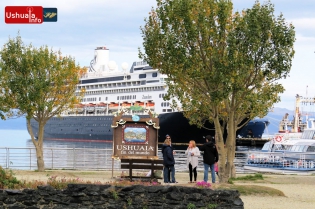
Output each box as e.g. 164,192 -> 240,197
111,109 -> 159,159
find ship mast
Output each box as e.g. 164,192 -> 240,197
293,94 -> 301,133
293,93 -> 315,132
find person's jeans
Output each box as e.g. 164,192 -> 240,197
164,165 -> 176,183
163,166 -> 170,183
204,163 -> 216,183
168,166 -> 171,181
169,165 -> 176,182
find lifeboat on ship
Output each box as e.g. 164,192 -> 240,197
121,102 -> 131,108
146,101 -> 155,109
95,102 -> 107,113
74,103 -> 85,114
86,103 -> 95,113
108,102 -> 119,110
134,101 -> 145,108
67,109 -> 75,115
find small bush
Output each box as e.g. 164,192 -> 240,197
127,197 -> 132,205
227,178 -> 234,184
110,189 -> 119,200
207,203 -> 217,209
47,175 -> 89,189
187,203 -> 196,209
20,179 -> 46,189
0,166 -> 21,189
216,184 -> 285,196
0,169 -> 162,190
195,181 -> 211,189
228,173 -> 263,184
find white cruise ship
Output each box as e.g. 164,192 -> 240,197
29,47 -> 269,144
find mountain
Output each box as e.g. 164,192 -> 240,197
269,107 -> 294,117
261,108 -> 291,135
262,107 -> 315,135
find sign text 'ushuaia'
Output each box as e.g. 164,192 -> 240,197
5,6 -> 43,24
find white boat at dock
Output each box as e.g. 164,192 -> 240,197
244,95 -> 315,173
244,140 -> 315,173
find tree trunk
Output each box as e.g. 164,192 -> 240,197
35,144 -> 45,172
226,112 -> 237,178
36,121 -> 45,171
213,116 -> 229,183
27,118 -> 45,171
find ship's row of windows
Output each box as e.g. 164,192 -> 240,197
146,80 -> 159,83
86,97 -> 97,102
79,81 -> 141,90
82,97 -> 108,102
50,117 -> 113,121
161,102 -> 170,107
159,93 -> 167,98
81,76 -> 124,84
139,74 -> 146,79
79,75 -> 159,91
117,95 -> 136,100
135,61 -> 148,66
46,123 -> 111,127
79,75 -> 160,91
78,86 -> 165,96
55,129 -> 111,133
139,73 -> 158,79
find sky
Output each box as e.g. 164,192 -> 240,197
1,0 -> 314,111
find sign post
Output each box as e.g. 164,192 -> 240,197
111,108 -> 160,177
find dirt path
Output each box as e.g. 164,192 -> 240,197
240,175 -> 315,209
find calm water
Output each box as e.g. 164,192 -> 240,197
0,129 -> 262,151
0,129 -> 114,170
0,129 -> 112,149
0,129 -> 30,147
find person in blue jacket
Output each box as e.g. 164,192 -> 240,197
161,138 -> 177,183
165,134 -> 175,181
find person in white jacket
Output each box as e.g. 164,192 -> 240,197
185,140 -> 200,183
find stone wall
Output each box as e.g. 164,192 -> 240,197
0,184 -> 244,209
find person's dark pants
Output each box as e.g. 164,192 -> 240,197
168,165 -> 176,182
168,168 -> 171,181
163,166 -> 170,183
189,163 -> 197,182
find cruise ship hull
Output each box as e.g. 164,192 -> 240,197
29,112 -> 268,145
158,112 -> 268,144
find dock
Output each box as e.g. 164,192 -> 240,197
236,137 -> 271,146
158,137 -> 272,147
